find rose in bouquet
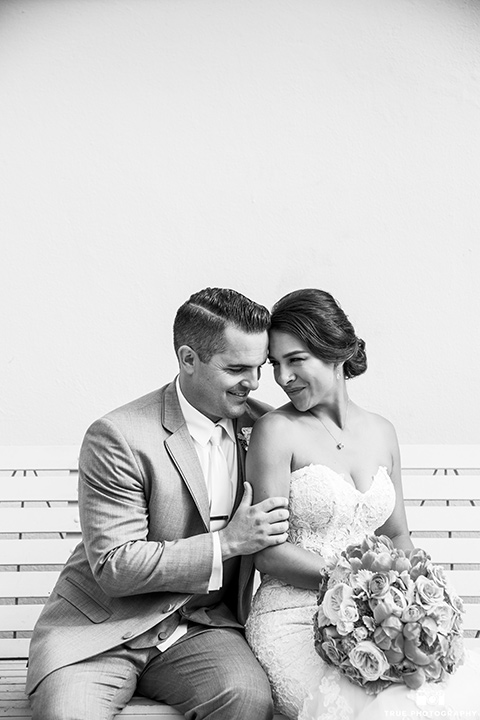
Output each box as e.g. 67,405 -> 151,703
314,534 -> 465,694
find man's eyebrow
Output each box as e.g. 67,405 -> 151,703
226,360 -> 267,368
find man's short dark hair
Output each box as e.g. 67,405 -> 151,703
173,287 -> 270,362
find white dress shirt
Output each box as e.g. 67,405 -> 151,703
156,378 -> 238,652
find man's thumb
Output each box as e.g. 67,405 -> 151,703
242,481 -> 253,505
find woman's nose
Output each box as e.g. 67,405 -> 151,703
276,366 -> 295,387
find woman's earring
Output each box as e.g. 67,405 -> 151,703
336,372 -> 340,380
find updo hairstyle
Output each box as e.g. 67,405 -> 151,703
270,289 -> 367,379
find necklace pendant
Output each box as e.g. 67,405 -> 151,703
336,442 -> 344,450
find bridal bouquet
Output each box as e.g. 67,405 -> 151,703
314,534 -> 465,694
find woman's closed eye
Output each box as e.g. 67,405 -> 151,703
268,357 -> 305,367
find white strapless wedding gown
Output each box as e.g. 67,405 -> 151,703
245,465 -> 480,720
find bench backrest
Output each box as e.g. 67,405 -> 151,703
401,445 -> 480,642
0,444 -> 479,659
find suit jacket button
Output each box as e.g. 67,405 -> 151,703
122,631 -> 134,640
158,631 -> 168,640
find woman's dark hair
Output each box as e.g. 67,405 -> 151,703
270,289 -> 367,379
174,287 -> 270,362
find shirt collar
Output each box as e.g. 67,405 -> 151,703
175,377 -> 235,446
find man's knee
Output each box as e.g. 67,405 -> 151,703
222,664 -> 274,719
30,677 -> 77,720
29,662 -> 135,720
31,681 -> 116,720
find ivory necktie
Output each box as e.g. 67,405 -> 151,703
208,424 -> 232,531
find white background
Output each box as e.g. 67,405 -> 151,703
1,0 -> 479,445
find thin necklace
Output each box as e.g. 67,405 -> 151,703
308,401 -> 350,450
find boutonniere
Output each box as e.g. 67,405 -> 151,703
237,427 -> 252,451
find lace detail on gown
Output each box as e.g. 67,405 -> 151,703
245,465 -> 395,719
287,464 -> 395,560
301,669 -> 354,720
245,465 -> 480,720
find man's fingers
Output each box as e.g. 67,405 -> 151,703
266,507 -> 289,523
268,523 -> 289,536
256,495 -> 289,512
265,532 -> 289,546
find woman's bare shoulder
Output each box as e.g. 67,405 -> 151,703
250,403 -> 299,443
247,405 -> 299,476
254,403 -> 296,432
354,406 -> 399,457
369,410 -> 396,433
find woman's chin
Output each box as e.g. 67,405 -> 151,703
288,396 -> 311,413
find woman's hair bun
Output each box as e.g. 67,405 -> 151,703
343,337 -> 367,379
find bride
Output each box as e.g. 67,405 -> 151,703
245,288 -> 480,720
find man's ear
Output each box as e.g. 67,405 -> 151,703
177,345 -> 198,375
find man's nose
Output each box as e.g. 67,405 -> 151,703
241,369 -> 260,391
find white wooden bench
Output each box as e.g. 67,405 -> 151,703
400,445 -> 480,647
1,445 -> 479,719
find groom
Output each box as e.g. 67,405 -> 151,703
26,287 -> 289,720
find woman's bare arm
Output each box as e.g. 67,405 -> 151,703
376,421 -> 414,552
246,411 -> 328,590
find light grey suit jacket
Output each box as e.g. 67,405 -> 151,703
26,381 -> 270,694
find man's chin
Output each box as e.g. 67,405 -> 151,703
225,395 -> 249,417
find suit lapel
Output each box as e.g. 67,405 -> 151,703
233,406 -> 255,511
162,382 -> 210,530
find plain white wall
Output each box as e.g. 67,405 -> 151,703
1,0 -> 479,446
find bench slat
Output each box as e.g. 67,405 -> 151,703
2,477 -> 475,504
3,506 -> 476,535
4,570 -> 480,601
0,607 -> 42,632
1,445 -> 478,474
0,641 -> 30,660
119,700 -> 184,717
1,538 -> 478,567
403,476 -> 480,501
351,599 -> 477,627
409,537 -> 480,564
406,506 -> 480,531
0,572 -> 60,597
2,476 -> 479,504
1,478 -> 477,505
0,478 -> 78,503
2,601 -> 480,635
443,571 -> 480,596
0,700 -> 184,720
0,509 -> 80,533
400,445 -> 480,469
4,568 -> 477,600
0,447 -> 79,472
0,539 -> 79,565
